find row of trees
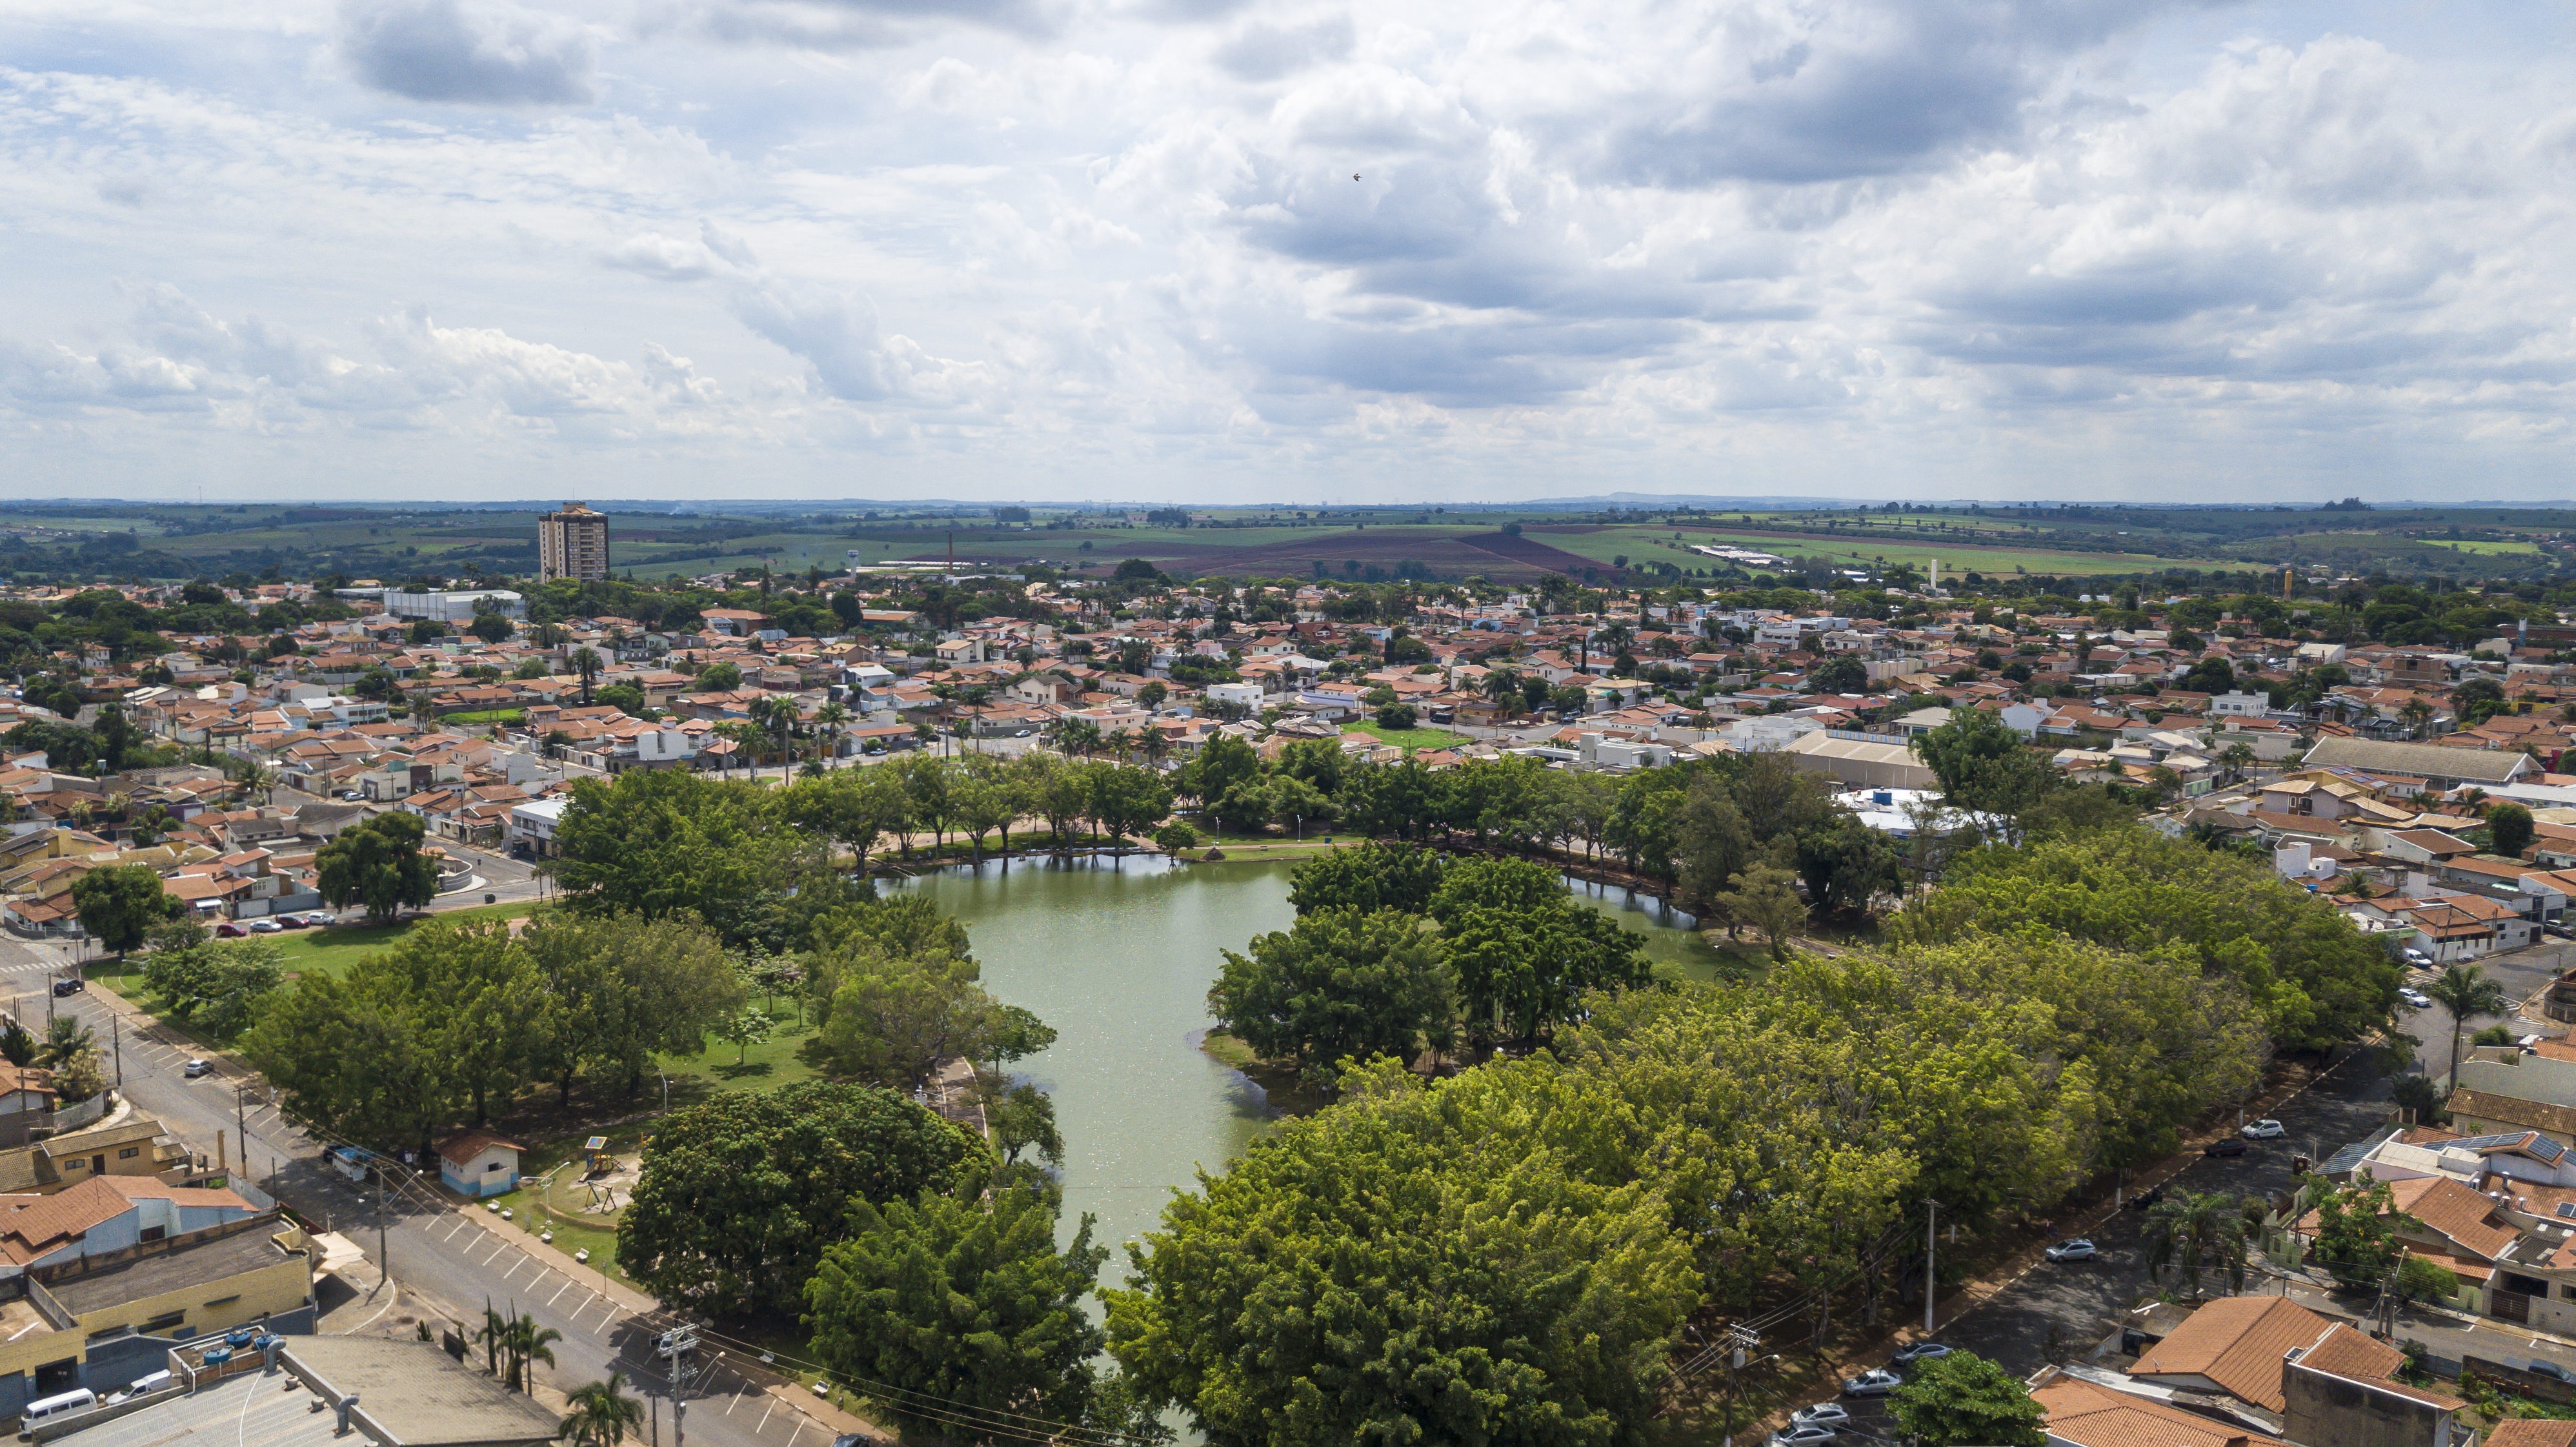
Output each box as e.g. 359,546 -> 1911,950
243,914 -> 748,1150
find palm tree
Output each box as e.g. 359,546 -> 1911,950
763,697 -> 803,782
1481,669 -> 1522,716
504,1311 -> 561,1392
2219,742 -> 2256,783
2142,1189 -> 2248,1299
812,700 -> 850,765
2426,963 -> 2510,1083
1057,717 -> 1102,759
559,1371 -> 644,1445
571,647 -> 603,708
35,1016 -> 92,1069
475,1304 -> 506,1378
2400,696 -> 2435,738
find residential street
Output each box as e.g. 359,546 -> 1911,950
0,928 -> 864,1447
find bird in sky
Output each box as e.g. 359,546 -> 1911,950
1353,173 -> 1362,181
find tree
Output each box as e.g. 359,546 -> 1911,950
817,949 -> 1007,1090
1711,862 -> 1806,961
521,912 -> 745,1103
696,660 -> 743,692
2141,1189 -> 2248,1299
1911,708 -> 2054,815
559,1372 -> 644,1445
2308,1174 -> 2417,1292
70,864 -> 181,958
1810,653 -> 1867,694
1285,842 -> 1447,916
1889,1351 -> 2046,1447
987,1083 -> 1063,1169
2426,963 -> 2509,1086
619,1080 -> 983,1318
714,1006 -> 772,1066
316,811 -> 440,924
504,1312 -> 561,1392
1430,859 -> 1653,1048
1209,907 -> 1454,1078
808,1183 -> 1108,1445
1103,1059 -> 1699,1447
2489,802 -> 2536,860
141,938 -> 285,1037
570,647 -> 603,707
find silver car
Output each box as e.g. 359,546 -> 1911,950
1843,1368 -> 1902,1397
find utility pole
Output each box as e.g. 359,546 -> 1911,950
111,1015 -> 121,1091
1718,1324 -> 1763,1447
370,1166 -> 388,1302
1925,1199 -> 1939,1333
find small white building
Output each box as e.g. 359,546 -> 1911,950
506,797 -> 570,858
438,1131 -> 523,1200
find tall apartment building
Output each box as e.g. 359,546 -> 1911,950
538,501 -> 611,582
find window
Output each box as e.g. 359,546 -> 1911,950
118,1147 -> 139,1160
140,1311 -> 185,1335
62,1157 -> 83,1170
201,1295 -> 239,1308
487,1160 -> 505,1172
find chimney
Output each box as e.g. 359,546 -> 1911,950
336,1393 -> 359,1435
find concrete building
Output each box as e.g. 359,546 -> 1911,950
372,589 -> 524,624
536,501 -> 611,583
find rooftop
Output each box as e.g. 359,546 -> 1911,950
43,1220 -> 306,1319
283,1334 -> 562,1446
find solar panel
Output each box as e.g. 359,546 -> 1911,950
2556,1202 -> 2575,1220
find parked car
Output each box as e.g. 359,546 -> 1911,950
1789,1404 -> 1851,1429
1842,1368 -> 1902,1397
2531,1360 -> 2576,1385
654,1328 -> 699,1359
2242,1118 -> 2287,1139
275,915 -> 307,929
2402,948 -> 2431,967
2044,1239 -> 2098,1262
51,976 -> 84,998
1767,1427 -> 1838,1447
183,1059 -> 213,1078
2204,1138 -> 2249,1157
339,790 -> 364,802
214,922 -> 246,938
2126,1184 -> 2167,1210
246,918 -> 283,933
1889,1342 -> 1954,1366
2398,986 -> 2433,1009
301,911 -> 337,927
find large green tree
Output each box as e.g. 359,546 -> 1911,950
816,949 -> 1007,1089
1429,858 -> 1652,1048
1283,842 -> 1446,917
315,811 -> 439,924
70,863 -> 181,958
518,912 -> 745,1104
1910,707 -> 2055,815
621,1080 -> 982,1318
807,1184 -> 1107,1444
1889,1351 -> 2046,1447
1208,907 -> 1453,1077
141,938 -> 285,1037
1103,1059 -> 1700,1447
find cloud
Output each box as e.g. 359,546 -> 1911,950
339,0 -> 596,105
680,0 -> 1064,50
728,279 -> 995,409
1212,14 -> 1353,82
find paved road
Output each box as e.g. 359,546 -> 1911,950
0,931 -> 847,1447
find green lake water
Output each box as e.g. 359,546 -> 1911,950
899,855 -> 1718,1281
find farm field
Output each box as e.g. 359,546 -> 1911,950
1522,522 -> 2240,578
2420,538 -> 2542,555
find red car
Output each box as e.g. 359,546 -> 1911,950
214,922 -> 247,938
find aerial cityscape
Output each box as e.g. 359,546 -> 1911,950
5,0 -> 2575,1444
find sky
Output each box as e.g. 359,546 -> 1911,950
0,0 -> 2570,507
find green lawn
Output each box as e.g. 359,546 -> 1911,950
442,708 -> 525,725
267,901 -> 534,980
1344,720 -> 1478,753
653,1002 -> 829,1097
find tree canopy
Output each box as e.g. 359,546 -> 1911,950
315,811 -> 439,924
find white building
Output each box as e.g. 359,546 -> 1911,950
506,797 -> 570,858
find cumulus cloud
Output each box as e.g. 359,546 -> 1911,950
729,280 -> 995,409
1212,13 -> 1354,81
339,0 -> 596,105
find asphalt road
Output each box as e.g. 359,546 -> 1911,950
0,929 -> 849,1447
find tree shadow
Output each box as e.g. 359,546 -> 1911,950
710,1058 -> 774,1081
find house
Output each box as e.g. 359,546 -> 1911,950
2303,736 -> 2535,790
438,1131 -> 521,1199
2454,1038 -> 2576,1143
0,1064 -> 57,1150
2126,1294 -> 2335,1414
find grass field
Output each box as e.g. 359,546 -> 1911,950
266,901 -> 534,980
441,708 -> 524,725
2420,538 -> 2542,554
1345,720 -> 1478,753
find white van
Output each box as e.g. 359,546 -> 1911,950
21,1386 -> 97,1422
107,1370 -> 172,1403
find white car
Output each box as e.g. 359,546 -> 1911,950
1790,1404 -> 1852,1429
300,911 -> 337,927
1889,1342 -> 1953,1365
2045,1238 -> 2098,1262
1843,1368 -> 1902,1397
1767,1427 -> 1837,1446
2402,948 -> 2431,966
2242,1118 -> 2287,1139
245,918 -> 283,933
183,1059 -> 212,1078
654,1328 -> 699,1359
2398,987 -> 2433,1009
